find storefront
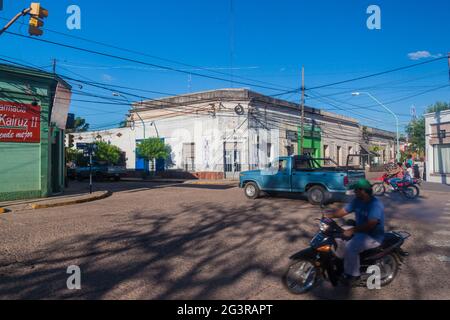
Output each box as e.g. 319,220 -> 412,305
297,125 -> 322,158
0,63 -> 71,201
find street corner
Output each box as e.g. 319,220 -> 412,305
30,190 -> 112,210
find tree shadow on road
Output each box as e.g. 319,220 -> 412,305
0,193 -> 446,300
0,201 -> 314,299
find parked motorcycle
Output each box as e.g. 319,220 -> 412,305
283,211 -> 410,294
372,173 -> 421,199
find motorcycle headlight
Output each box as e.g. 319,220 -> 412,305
319,222 -> 330,232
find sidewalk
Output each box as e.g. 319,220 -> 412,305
0,190 -> 111,213
121,177 -> 238,186
420,181 -> 450,194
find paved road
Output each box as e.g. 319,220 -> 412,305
0,181 -> 449,299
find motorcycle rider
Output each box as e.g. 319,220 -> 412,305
325,179 -> 385,286
388,162 -> 404,190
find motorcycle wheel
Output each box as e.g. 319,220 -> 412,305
372,183 -> 386,196
403,185 -> 420,199
377,253 -> 400,286
283,259 -> 318,294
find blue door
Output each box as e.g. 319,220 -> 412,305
155,158 -> 165,172
135,139 -> 149,172
135,139 -> 166,173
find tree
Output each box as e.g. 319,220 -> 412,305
136,138 -> 171,163
95,141 -> 122,165
67,116 -> 90,133
405,101 -> 449,155
406,117 -> 425,155
66,148 -> 85,166
119,120 -> 128,128
426,101 -> 450,114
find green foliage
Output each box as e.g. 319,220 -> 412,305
405,102 -> 450,155
66,148 -> 84,165
426,101 -> 450,114
406,117 -> 425,154
67,116 -> 90,133
119,120 -> 128,128
137,138 -> 171,161
369,145 -> 384,153
94,141 -> 122,165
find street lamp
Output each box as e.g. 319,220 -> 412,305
151,121 -> 160,138
112,92 -> 146,139
352,92 -> 400,162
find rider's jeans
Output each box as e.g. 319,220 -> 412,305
334,233 -> 381,277
389,178 -> 402,189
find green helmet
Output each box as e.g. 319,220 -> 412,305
348,178 -> 373,191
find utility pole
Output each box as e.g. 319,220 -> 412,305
300,66 -> 305,156
0,3 -> 48,37
52,58 -> 57,74
447,52 -> 450,81
0,7 -> 31,36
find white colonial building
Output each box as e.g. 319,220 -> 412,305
68,89 -> 397,179
425,109 -> 450,184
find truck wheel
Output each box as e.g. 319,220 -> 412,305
307,186 -> 329,205
244,182 -> 260,199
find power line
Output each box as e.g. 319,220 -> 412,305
3,30 -> 293,93
272,55 -> 449,96
0,16 -> 294,92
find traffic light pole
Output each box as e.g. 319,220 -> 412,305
0,8 -> 31,36
300,66 -> 305,156
89,150 -> 93,194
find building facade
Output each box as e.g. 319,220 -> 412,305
425,110 -> 450,184
68,89 -> 396,179
0,63 -> 71,201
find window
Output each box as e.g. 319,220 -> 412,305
294,157 -> 313,170
439,130 -> 447,139
433,144 -> 450,174
277,159 -> 288,172
182,143 -> 195,172
336,146 -> 342,166
348,146 -> 354,165
286,145 -> 294,156
323,145 -> 332,166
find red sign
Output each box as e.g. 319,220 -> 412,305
0,101 -> 41,143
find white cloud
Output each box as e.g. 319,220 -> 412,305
408,51 -> 443,60
101,74 -> 114,82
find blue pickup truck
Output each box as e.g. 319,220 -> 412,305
71,163 -> 127,181
239,155 -> 365,205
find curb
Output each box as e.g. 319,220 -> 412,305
422,190 -> 450,196
184,181 -> 238,186
30,191 -> 112,210
122,179 -> 186,183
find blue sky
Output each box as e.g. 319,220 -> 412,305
0,0 -> 449,132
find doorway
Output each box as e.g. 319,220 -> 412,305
224,142 -> 242,179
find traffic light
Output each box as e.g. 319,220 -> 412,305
28,2 -> 48,36
68,134 -> 74,148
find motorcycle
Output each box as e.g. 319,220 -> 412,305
283,210 -> 410,294
372,173 -> 421,199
